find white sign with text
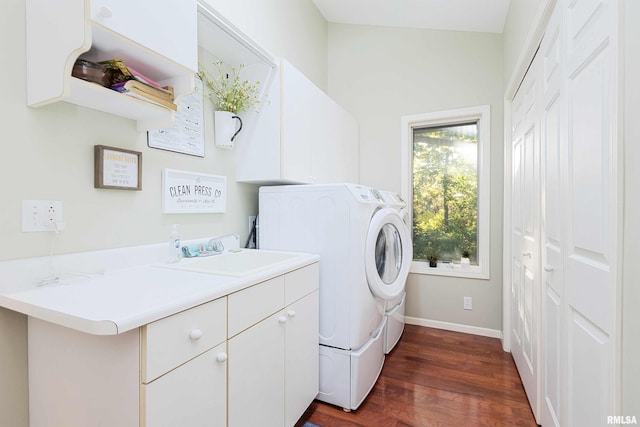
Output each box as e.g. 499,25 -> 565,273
162,169 -> 226,213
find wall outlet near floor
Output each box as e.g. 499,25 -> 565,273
463,296 -> 473,310
22,200 -> 64,232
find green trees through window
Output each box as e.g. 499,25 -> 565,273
412,123 -> 478,264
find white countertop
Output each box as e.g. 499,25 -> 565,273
0,248 -> 318,335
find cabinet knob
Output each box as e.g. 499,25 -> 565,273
278,316 -> 288,324
287,310 -> 296,318
189,329 -> 203,340
544,265 -> 555,272
522,251 -> 532,258
216,352 -> 228,363
98,6 -> 113,18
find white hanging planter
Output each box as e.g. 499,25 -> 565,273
214,111 -> 243,150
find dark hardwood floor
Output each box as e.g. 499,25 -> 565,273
296,325 -> 537,427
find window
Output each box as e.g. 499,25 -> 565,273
401,106 -> 490,279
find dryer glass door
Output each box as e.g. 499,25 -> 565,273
365,208 -> 412,300
374,223 -> 402,284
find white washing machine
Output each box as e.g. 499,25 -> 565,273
378,190 -> 413,354
259,183 -> 411,411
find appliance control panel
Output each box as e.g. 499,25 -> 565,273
346,184 -> 384,205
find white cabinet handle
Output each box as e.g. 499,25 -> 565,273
287,310 -> 296,318
522,251 -> 532,258
544,265 -> 555,272
98,6 -> 113,18
189,329 -> 203,340
278,316 -> 288,324
216,352 -> 228,363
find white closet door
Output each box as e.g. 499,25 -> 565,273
540,4 -> 565,426
509,0 -> 620,424
564,0 -> 619,425
510,51 -> 541,423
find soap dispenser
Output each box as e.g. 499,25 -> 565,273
169,224 -> 181,263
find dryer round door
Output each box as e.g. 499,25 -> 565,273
398,207 -> 411,230
365,208 -> 413,301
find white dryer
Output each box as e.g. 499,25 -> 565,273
378,190 -> 413,354
259,184 -> 411,411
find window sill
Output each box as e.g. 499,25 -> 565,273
410,260 -> 489,280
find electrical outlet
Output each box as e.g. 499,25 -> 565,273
464,296 -> 473,310
22,200 -> 64,232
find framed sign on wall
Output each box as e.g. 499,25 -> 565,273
162,168 -> 226,213
94,145 -> 142,190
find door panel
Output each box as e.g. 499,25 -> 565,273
143,344 -> 226,427
511,257 -> 522,347
567,44 -> 613,331
281,60 -> 316,183
510,52 -> 541,421
564,0 -> 617,425
512,138 -> 524,236
523,127 -> 537,244
228,311 -> 285,427
285,291 -> 320,427
569,309 -> 610,427
522,266 -> 536,371
543,287 -> 562,426
565,0 -> 618,426
89,0 -> 197,71
541,5 -> 564,426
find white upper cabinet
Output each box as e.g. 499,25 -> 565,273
279,60 -> 324,184
195,4 -> 358,183
26,0 -> 197,130
89,0 -> 197,71
319,95 -> 359,184
237,59 -> 359,184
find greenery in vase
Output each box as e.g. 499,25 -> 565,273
199,60 -> 261,114
426,244 -> 439,262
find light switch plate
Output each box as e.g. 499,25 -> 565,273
22,200 -> 64,232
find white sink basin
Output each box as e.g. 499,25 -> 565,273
172,250 -> 301,276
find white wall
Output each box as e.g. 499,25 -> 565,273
502,0 -> 544,88
202,0 -> 328,91
327,23 -> 504,331
623,0 -> 640,417
0,1 -> 327,426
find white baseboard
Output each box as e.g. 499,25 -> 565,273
404,316 -> 503,340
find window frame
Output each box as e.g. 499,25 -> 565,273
401,105 -> 491,279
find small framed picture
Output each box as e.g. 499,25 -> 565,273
94,145 -> 142,190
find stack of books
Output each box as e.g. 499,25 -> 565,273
99,59 -> 177,111
110,79 -> 176,111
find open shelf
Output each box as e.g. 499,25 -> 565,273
26,0 -> 196,131
65,77 -> 176,130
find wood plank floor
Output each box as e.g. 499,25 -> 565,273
295,325 -> 537,427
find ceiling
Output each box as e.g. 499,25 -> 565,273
312,0 -> 511,34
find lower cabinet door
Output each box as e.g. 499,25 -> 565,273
285,291 -> 320,426
142,342 -> 227,427
228,311 -> 286,427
